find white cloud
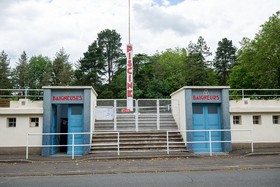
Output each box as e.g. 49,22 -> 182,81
0,0 -> 279,68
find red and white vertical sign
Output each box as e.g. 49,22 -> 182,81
127,44 -> 133,111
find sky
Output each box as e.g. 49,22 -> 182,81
0,0 -> 279,67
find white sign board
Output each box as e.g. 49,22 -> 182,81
95,107 -> 114,120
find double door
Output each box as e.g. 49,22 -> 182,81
192,104 -> 222,153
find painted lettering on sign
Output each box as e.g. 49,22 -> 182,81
127,44 -> 133,98
193,95 -> 220,101
52,96 -> 83,101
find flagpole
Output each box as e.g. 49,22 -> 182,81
126,0 -> 133,111
128,0 -> 131,44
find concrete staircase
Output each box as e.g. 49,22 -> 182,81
91,113 -> 187,156
90,131 -> 186,154
94,113 -> 178,131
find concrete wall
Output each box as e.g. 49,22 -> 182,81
0,99 -> 43,154
171,88 -> 186,142
230,99 -> 280,143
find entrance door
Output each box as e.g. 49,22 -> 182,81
50,105 -> 59,155
192,104 -> 222,153
67,105 -> 84,155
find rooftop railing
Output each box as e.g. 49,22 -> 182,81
0,89 -> 280,100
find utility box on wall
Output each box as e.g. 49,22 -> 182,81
171,86 -> 232,154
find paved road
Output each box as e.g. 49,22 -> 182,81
1,169 -> 280,187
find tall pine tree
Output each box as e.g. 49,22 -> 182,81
213,38 -> 237,85
0,50 -> 12,89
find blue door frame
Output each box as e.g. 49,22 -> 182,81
50,105 -> 59,155
192,104 -> 222,153
67,104 -> 84,155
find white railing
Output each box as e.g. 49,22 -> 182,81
95,99 -> 180,131
166,129 -> 254,156
26,132 -> 120,160
229,89 -> 280,99
0,89 -> 43,98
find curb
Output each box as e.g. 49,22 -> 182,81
244,152 -> 280,157
1,164 -> 280,177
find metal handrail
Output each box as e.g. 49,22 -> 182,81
229,89 -> 280,99
95,99 -> 179,132
166,129 -> 254,156
26,131 -> 120,160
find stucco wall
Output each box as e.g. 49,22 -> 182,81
0,99 -> 43,154
230,99 -> 280,143
171,88 -> 186,142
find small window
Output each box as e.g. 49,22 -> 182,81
30,117 -> 39,127
233,116 -> 241,125
208,105 -> 218,114
193,105 -> 203,114
71,105 -> 83,115
7,118 -> 16,127
272,115 -> 280,124
253,115 -> 261,125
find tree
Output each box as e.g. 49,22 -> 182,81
213,38 -> 237,85
229,12 -> 280,89
28,55 -> 52,89
52,48 -> 74,86
74,41 -> 105,91
187,36 -> 212,67
153,48 -> 187,91
185,37 -> 218,86
12,51 -> 29,89
0,50 -> 12,89
97,29 -> 125,83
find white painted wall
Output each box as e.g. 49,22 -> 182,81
171,89 -> 186,142
230,99 -> 280,143
0,99 -> 43,147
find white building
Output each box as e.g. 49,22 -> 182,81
0,99 -> 43,154
0,86 -> 279,155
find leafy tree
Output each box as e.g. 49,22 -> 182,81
187,36 -> 212,67
28,55 -> 52,89
213,38 -> 237,85
0,50 -> 12,89
185,37 -> 218,86
229,12 -> 280,89
153,48 -> 187,91
97,29 -> 125,83
52,48 -> 74,86
12,51 -> 29,89
74,41 -> 105,91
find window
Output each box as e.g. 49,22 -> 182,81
30,117 -> 39,127
71,105 -> 83,115
253,115 -> 261,125
193,105 -> 203,114
208,105 -> 218,114
7,118 -> 16,127
233,116 -> 241,125
272,115 -> 280,124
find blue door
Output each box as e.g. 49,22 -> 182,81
192,104 -> 222,153
67,105 -> 84,155
50,105 -> 59,155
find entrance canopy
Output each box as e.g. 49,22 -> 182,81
171,86 -> 232,153
42,86 -> 97,156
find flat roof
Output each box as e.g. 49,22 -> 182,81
42,86 -> 98,96
170,86 -> 230,96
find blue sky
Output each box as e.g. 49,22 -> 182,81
152,0 -> 185,6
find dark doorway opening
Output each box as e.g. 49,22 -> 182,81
60,118 -> 68,152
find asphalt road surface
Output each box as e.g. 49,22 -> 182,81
1,168 -> 280,187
